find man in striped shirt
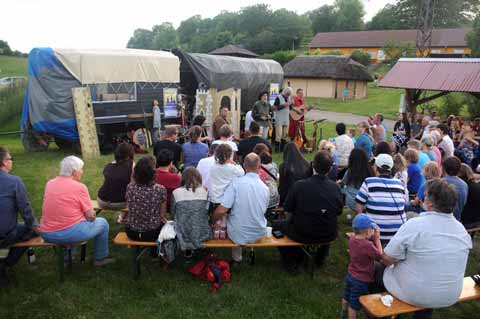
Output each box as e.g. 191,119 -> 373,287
355,154 -> 406,244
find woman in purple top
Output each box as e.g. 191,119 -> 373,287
182,125 -> 209,168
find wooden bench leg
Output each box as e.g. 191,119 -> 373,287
301,245 -> 316,279
80,243 -> 87,263
249,248 -> 255,265
133,246 -> 148,280
55,246 -> 65,283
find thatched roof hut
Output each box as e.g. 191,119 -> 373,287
283,55 -> 373,99
209,45 -> 259,58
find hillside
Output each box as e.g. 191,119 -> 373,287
0,55 -> 28,77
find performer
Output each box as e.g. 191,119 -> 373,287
273,87 -> 293,152
288,88 -> 312,143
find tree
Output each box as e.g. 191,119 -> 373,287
308,5 -> 337,33
262,51 -> 297,66
366,4 -> 406,30
127,29 -> 154,49
270,9 -> 312,52
350,50 -> 372,66
151,23 -> 177,50
238,4 -> 272,37
334,0 -> 365,31
367,0 -> 480,30
467,14 -> 480,57
382,40 -> 416,64
0,40 -> 12,56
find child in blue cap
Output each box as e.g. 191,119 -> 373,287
341,214 -> 383,319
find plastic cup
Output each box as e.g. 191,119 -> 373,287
266,227 -> 273,238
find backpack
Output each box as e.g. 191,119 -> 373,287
188,253 -> 231,294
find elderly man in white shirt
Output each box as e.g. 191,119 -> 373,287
378,179 -> 472,319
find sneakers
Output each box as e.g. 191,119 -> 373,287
93,257 -> 116,267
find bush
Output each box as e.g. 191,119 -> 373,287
262,50 -> 298,66
0,82 -> 26,131
350,50 -> 372,66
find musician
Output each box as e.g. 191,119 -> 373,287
288,88 -> 311,142
273,87 -> 293,152
251,91 -> 272,139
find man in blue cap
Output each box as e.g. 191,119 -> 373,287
341,214 -> 383,319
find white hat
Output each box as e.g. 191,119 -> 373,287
375,154 -> 394,170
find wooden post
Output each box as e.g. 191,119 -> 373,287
71,87 -> 100,159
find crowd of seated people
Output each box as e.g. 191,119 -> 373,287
2,100 -> 480,319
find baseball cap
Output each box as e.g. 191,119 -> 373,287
375,153 -> 394,170
353,214 -> 377,231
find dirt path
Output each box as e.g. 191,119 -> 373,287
305,109 -> 395,131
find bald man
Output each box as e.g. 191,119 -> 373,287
214,153 -> 269,262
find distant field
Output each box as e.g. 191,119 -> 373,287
0,55 -> 28,77
307,83 -> 403,120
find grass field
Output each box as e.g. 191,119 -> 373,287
0,55 -> 27,78
307,83 -> 403,120
0,127 -> 479,319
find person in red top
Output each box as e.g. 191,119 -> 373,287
341,214 -> 383,319
155,149 -> 181,210
288,88 -> 308,141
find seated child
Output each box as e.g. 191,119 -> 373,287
341,214 -> 383,319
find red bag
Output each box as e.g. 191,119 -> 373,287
188,254 -> 231,294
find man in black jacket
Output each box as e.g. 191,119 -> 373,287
275,151 -> 343,274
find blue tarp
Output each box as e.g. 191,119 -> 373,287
22,48 -> 80,141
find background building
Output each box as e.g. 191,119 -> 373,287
309,28 -> 471,63
283,55 -> 373,99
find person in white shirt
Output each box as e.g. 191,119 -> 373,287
330,122 -> 354,168
196,144 -> 218,189
436,124 -> 454,158
208,144 -> 244,204
380,179 -> 472,319
212,124 -> 238,158
244,110 -> 253,133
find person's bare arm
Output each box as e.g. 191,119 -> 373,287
373,228 -> 383,255
382,253 -> 396,267
84,209 -> 96,221
213,205 -> 229,222
355,202 -> 364,214
160,201 -> 167,224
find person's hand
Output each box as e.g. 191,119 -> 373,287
31,225 -> 41,234
373,228 -> 380,241
261,116 -> 267,121
161,216 -> 167,224
267,115 -> 271,120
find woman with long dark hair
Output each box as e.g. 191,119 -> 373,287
182,125 -> 209,168
192,115 -> 210,144
278,142 -> 312,206
125,156 -> 167,241
340,148 -> 373,211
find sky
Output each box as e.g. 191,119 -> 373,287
1,0 -> 395,53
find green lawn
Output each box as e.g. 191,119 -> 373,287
0,131 -> 479,319
307,83 -> 403,120
0,55 -> 27,78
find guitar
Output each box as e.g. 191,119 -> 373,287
289,104 -> 315,121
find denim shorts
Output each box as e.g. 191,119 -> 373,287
343,273 -> 370,311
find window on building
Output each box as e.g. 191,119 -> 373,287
88,82 -> 137,103
453,49 -> 465,54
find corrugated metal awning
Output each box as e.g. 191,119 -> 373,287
379,58 -> 480,93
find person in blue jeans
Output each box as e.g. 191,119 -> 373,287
341,214 -> 383,319
355,121 -> 374,159
39,156 -> 114,266
0,146 -> 40,286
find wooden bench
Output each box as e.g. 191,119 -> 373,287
113,232 -> 330,279
91,200 -> 128,214
1,236 -> 87,282
360,277 -> 480,318
466,225 -> 480,234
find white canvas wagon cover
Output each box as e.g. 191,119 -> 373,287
54,48 -> 180,84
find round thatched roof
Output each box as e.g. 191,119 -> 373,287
284,55 -> 373,81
